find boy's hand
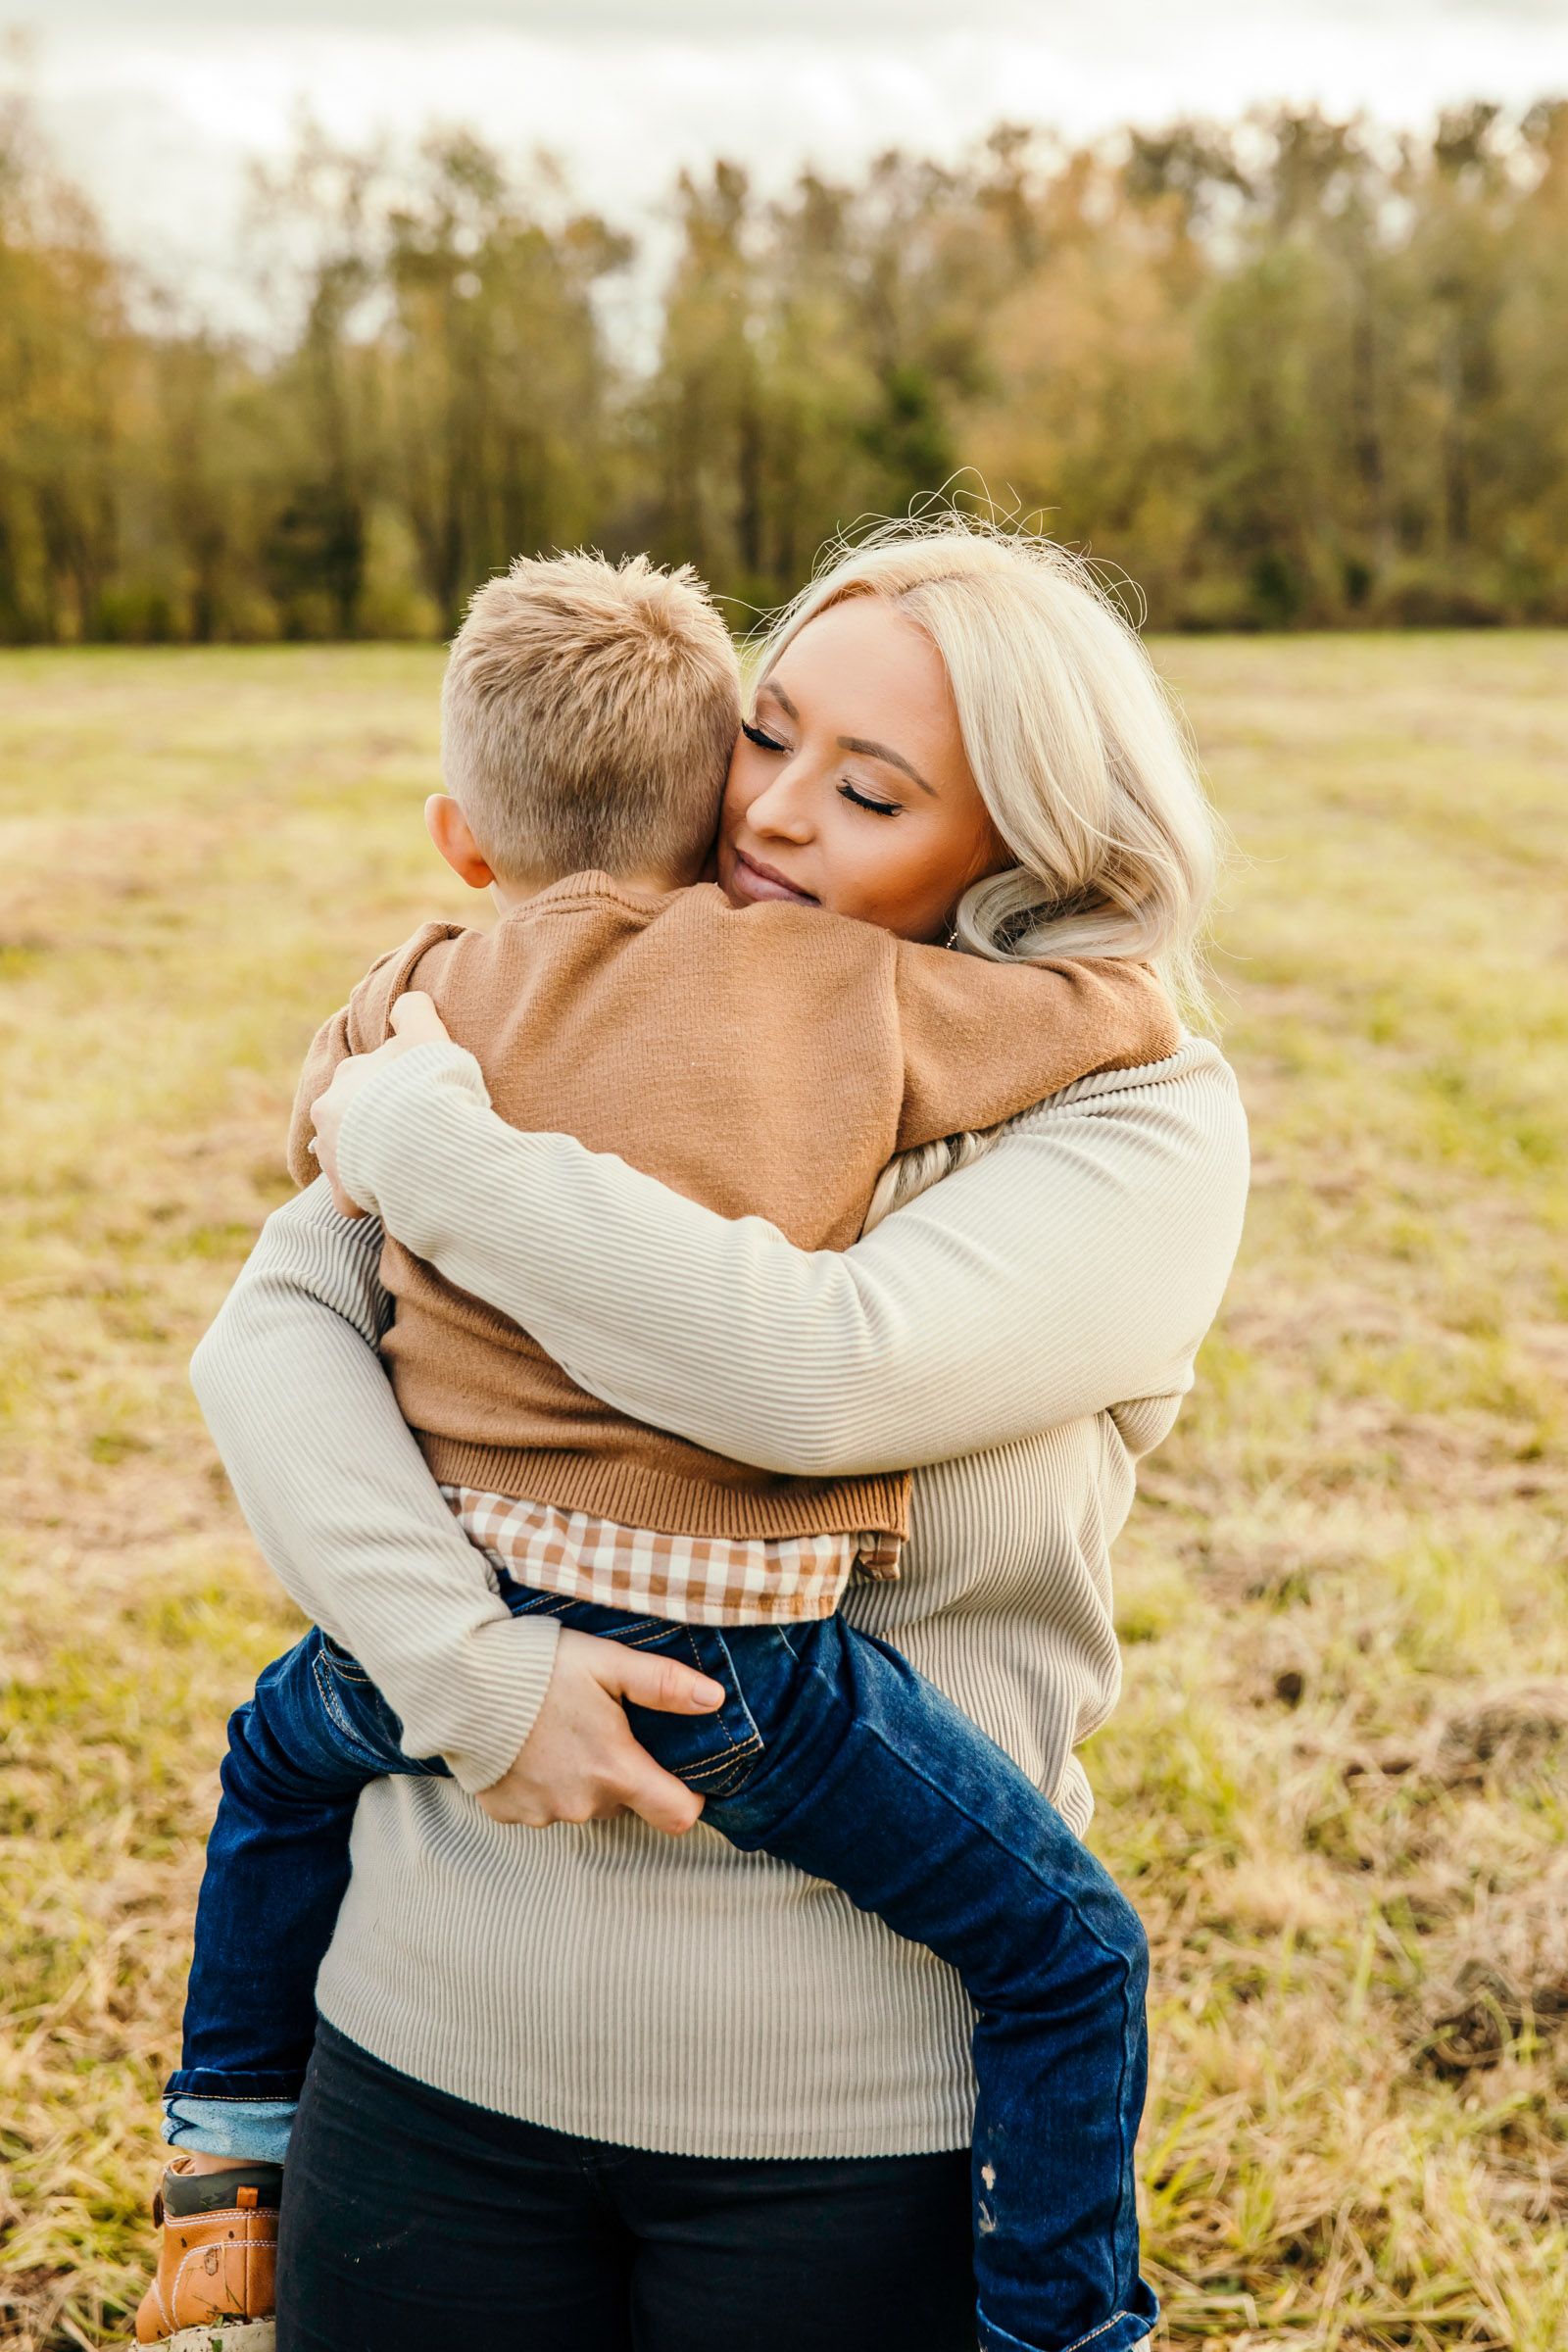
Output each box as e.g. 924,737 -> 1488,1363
476,1628 -> 725,1837
310,993 -> 453,1218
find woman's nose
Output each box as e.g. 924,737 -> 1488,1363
745,769 -> 814,844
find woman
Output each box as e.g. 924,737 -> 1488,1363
193,520 -> 1249,2352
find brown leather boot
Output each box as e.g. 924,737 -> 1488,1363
132,2157 -> 279,2349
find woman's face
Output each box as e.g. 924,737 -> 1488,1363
717,596 -> 1011,944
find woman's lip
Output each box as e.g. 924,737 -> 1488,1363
730,848 -> 819,906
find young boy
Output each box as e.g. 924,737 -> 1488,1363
137,553 -> 1174,2352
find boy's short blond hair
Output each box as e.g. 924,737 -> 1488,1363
442,552 -> 741,885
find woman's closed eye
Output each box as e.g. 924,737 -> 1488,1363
741,720 -> 787,753
839,779 -> 903,817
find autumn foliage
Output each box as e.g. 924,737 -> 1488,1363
4,96 -> 1568,639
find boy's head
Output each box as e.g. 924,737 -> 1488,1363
436,551 -> 741,896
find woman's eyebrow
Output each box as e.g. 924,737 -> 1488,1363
760,679 -> 936,798
837,736 -> 937,798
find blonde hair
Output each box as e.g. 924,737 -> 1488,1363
442,552 -> 741,883
751,516 -> 1221,1027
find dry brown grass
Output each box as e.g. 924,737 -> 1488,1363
1,635 -> 1565,2347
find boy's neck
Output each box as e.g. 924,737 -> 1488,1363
489,864 -> 693,915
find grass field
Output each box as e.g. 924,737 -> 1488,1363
1,636 -> 1566,2350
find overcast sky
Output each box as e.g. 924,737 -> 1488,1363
7,1 -> 1568,329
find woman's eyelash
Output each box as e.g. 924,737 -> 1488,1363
742,717 -> 898,814
839,781 -> 902,817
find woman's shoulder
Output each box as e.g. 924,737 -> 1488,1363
1018,1031 -> 1241,1117
1008,1033 -> 1247,1203
881,1037 -> 1246,1236
1004,1035 -> 1248,1178
903,1035 -> 1241,1203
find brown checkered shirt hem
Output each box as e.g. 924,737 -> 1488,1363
445,1486 -> 902,1627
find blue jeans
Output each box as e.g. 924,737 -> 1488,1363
167,1584 -> 1157,2352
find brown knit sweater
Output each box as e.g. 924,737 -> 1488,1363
288,874 -> 1180,1543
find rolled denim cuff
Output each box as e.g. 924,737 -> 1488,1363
976,2283 -> 1159,2352
162,2094 -> 297,2165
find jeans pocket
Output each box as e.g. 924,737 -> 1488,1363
494,1586 -> 767,1797
318,1634 -> 373,1685
309,1634 -> 429,1776
621,1625 -> 766,1799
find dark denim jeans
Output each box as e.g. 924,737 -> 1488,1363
168,1584 -> 1157,2352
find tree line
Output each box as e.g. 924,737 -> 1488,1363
3,93 -> 1567,642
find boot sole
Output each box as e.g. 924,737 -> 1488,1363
156,2327 -> 276,2351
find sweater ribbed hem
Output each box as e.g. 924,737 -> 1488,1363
418,1433 -> 910,1542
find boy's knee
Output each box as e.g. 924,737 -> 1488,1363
220,1697 -> 317,1804
1103,1886 -> 1150,1992
222,1696 -> 262,1769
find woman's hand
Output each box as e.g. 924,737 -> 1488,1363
476,1629 -> 725,1837
311,992 -> 453,1217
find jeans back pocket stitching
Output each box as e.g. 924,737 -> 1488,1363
318,1636 -> 373,1686
675,1627 -> 767,1770
310,1647 -> 405,1773
679,1734 -> 764,1796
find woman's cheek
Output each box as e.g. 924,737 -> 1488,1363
830,822 -> 891,921
851,837 -> 926,934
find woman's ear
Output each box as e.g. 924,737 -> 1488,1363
425,794 -> 496,890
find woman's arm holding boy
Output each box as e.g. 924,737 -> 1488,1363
190,1182 -> 553,1792
318,1021 -> 1249,1474
191,1178 -> 719,1831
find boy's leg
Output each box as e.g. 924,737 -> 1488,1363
526,1592 -> 1154,2352
707,1618 -> 1157,2352
165,1630 -> 448,2160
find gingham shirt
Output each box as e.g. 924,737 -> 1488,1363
446,1486 -> 903,1627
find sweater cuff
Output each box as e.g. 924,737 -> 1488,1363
432,1609 -> 563,1794
336,1041 -> 491,1223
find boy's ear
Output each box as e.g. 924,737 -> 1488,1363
426,795 -> 496,890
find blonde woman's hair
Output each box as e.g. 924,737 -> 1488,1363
750,515 -> 1221,1028
443,552 -> 741,884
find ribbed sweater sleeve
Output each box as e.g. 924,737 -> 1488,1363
334,1037 -> 1250,1476
189,1178 -> 560,1792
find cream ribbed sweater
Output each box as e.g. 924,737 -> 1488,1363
190,1036 -> 1248,2159
285,881 -> 1177,1548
